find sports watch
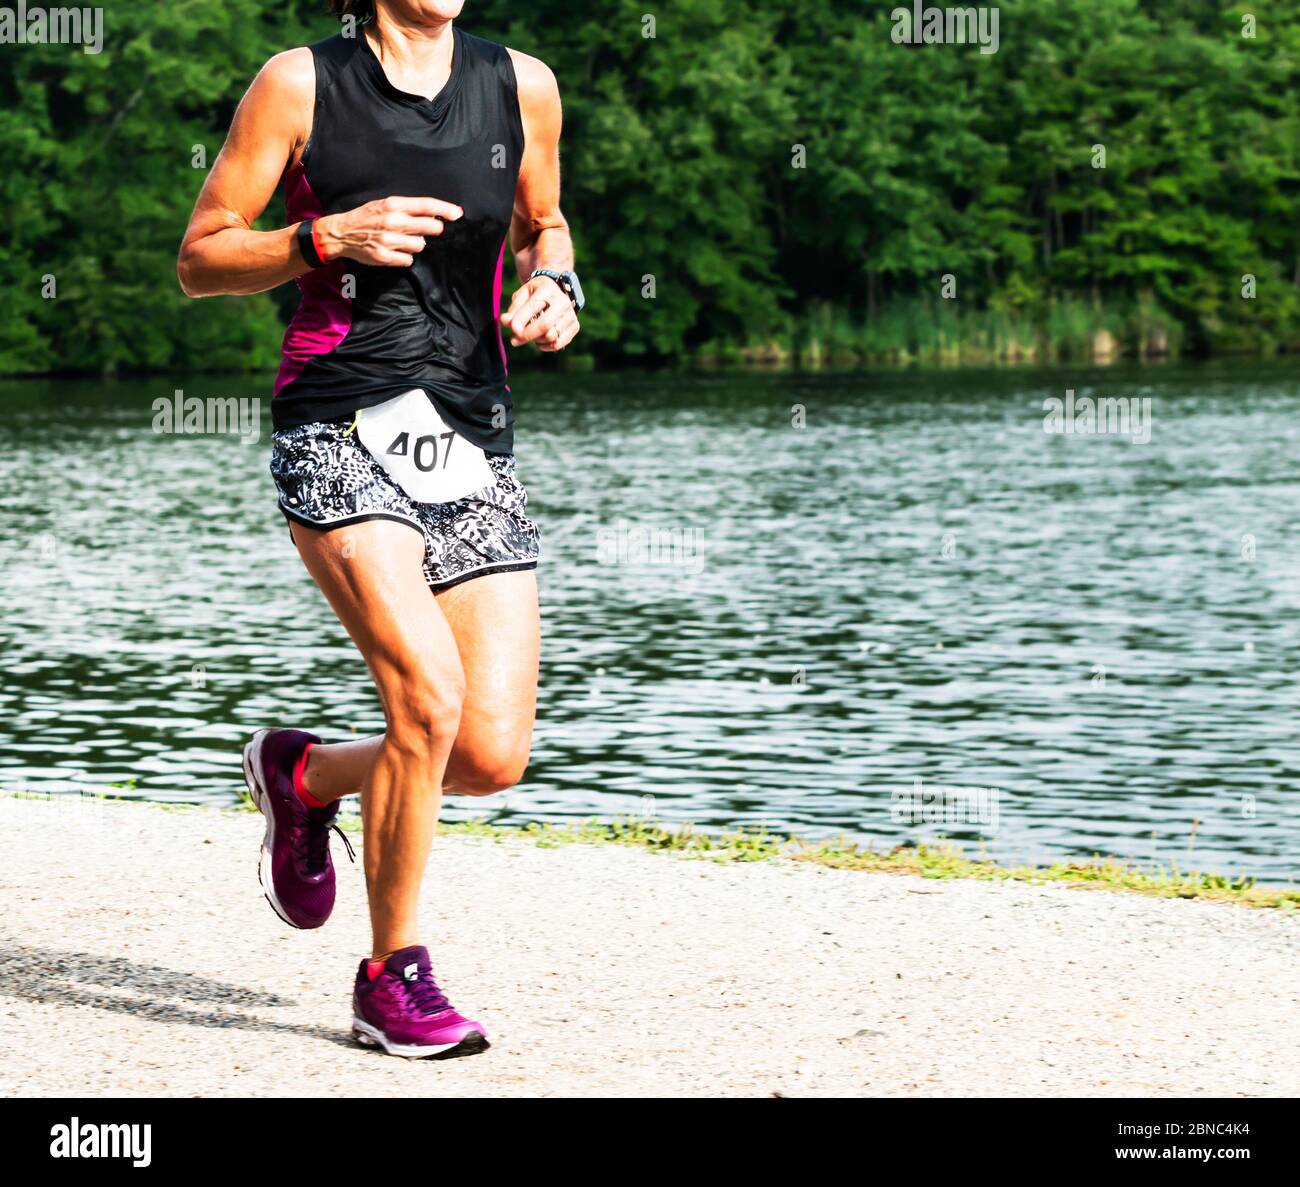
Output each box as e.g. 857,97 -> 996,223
530,268 -> 584,312
297,219 -> 327,269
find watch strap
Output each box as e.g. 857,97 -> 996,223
531,268 -> 582,312
297,219 -> 325,269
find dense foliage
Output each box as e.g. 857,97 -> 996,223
1,0 -> 1297,371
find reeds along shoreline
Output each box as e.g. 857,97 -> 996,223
697,297 -> 1300,369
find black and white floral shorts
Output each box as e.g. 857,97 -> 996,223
270,417 -> 540,591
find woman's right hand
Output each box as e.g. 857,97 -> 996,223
316,196 -> 463,267
177,50 -> 464,296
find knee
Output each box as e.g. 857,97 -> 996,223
387,681 -> 465,754
457,742 -> 530,797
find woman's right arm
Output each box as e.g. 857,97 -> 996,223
177,49 -> 462,297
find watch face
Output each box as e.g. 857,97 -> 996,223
564,271 -> 585,311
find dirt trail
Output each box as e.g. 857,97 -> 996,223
0,796 -> 1295,1097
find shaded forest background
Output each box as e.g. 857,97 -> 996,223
1,0 -> 1298,372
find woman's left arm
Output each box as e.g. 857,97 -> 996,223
501,50 -> 580,352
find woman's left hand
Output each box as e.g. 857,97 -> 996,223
501,275 -> 581,352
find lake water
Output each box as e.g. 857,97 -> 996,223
1,363 -> 1297,881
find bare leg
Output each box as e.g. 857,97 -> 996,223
301,735 -> 380,801
291,519 -> 464,958
301,570 -> 539,802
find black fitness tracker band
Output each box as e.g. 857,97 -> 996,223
297,219 -> 325,269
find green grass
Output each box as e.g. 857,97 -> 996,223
7,787 -> 1297,910
415,817 -> 1299,910
782,835 -> 1297,910
767,296 -> 1188,368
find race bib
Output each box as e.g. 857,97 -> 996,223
355,389 -> 493,504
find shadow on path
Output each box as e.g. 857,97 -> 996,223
0,939 -> 354,1047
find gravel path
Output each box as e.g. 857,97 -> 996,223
0,795 -> 1295,1097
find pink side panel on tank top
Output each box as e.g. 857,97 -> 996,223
492,237 -> 510,391
274,161 -> 353,397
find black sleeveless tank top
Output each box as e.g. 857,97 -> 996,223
273,25 -> 525,453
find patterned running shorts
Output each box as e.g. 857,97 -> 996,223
270,417 -> 540,592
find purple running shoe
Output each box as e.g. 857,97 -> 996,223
352,945 -> 489,1059
241,727 -> 353,930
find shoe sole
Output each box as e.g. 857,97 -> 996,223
351,1016 -> 490,1060
242,729 -> 302,931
